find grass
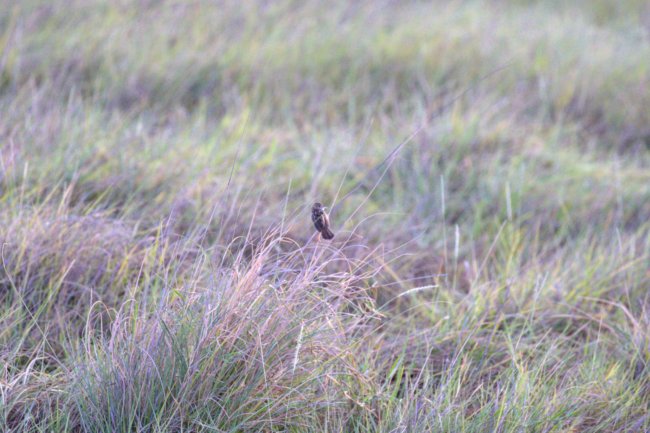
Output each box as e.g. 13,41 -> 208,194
1,0 -> 649,431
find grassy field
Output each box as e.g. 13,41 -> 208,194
1,1 -> 649,432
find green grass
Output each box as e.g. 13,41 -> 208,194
1,0 -> 649,431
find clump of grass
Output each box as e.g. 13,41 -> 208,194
0,203 -> 153,353
69,234 -> 378,432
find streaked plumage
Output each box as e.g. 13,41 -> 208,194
311,202 -> 334,240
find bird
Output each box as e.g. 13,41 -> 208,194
311,202 -> 335,240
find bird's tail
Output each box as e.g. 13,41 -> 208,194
321,227 -> 335,240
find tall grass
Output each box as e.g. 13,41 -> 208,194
1,0 -> 649,432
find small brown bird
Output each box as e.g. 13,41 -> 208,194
311,202 -> 335,240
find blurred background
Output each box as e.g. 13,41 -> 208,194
2,1 -> 649,236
